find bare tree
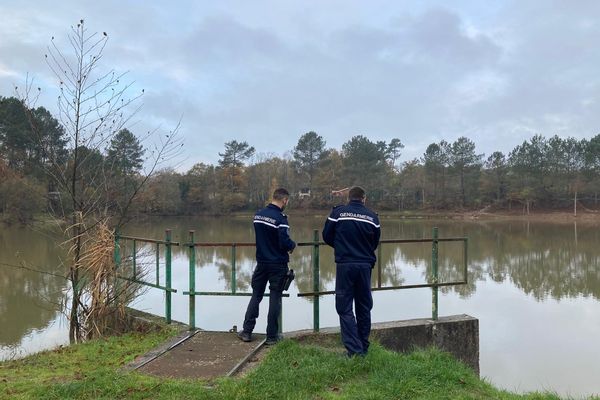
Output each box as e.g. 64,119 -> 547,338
17,20 -> 182,342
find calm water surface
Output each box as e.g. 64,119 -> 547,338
1,216 -> 599,397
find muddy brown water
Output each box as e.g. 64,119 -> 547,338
1,216 -> 599,397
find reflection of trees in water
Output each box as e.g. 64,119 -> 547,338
482,222 -> 600,301
387,220 -> 600,301
288,251 -> 314,293
124,217 -> 256,259
8,216 -> 599,350
377,247 -> 406,287
213,248 -> 253,293
0,226 -> 66,346
122,217 -> 600,302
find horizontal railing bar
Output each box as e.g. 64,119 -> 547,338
191,242 -> 255,247
296,238 -> 467,246
371,281 -> 467,291
297,280 -> 467,297
183,291 -> 289,297
185,237 -> 467,248
118,235 -> 180,246
117,275 -> 178,293
379,238 -> 467,244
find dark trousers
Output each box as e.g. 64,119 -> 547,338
242,263 -> 288,339
335,263 -> 373,356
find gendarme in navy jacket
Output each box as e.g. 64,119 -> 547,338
254,203 -> 296,264
322,200 -> 381,265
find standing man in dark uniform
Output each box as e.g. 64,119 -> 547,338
238,188 -> 296,345
322,186 -> 381,357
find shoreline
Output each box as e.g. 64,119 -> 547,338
197,209 -> 600,223
5,209 -> 600,228
379,210 -> 600,223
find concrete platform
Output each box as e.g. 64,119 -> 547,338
127,314 -> 479,380
136,331 -> 265,380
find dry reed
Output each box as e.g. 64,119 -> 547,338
65,217 -> 143,340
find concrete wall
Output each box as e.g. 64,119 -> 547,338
290,314 -> 479,374
370,315 -> 479,374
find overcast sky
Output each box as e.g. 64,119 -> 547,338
1,0 -> 600,169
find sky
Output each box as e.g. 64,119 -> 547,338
1,0 -> 600,170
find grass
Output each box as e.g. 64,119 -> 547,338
1,329 -> 596,400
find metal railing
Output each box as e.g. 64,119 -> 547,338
115,227 -> 468,332
114,229 -> 179,323
295,227 -> 468,331
182,230 -> 290,331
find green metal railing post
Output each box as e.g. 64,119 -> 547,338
165,229 -> 172,324
155,243 -> 160,286
463,238 -> 468,282
114,231 -> 121,305
188,230 -> 196,330
377,245 -> 382,288
431,227 -> 439,321
231,244 -> 237,294
312,229 -> 320,332
114,231 -> 121,268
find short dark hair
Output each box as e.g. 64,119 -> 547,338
348,186 -> 366,201
273,187 -> 290,201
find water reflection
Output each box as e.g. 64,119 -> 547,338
4,217 -> 599,346
2,216 -> 600,396
0,225 -> 67,358
123,217 -> 600,302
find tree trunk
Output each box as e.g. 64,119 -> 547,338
69,219 -> 82,343
573,190 -> 577,217
69,267 -> 80,342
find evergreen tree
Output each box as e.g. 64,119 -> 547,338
341,135 -> 386,186
484,151 -> 507,203
450,137 -> 483,207
508,135 -> 548,213
422,141 -> 450,208
293,131 -> 326,192
218,140 -> 255,194
107,128 -> 145,175
386,138 -> 404,169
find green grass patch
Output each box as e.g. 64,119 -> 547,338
221,341 -> 566,400
1,331 -> 596,399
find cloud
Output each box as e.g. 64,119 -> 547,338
0,64 -> 19,79
2,0 -> 600,170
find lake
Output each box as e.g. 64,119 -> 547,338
1,215 -> 599,398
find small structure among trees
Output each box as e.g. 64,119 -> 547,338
298,188 -> 311,199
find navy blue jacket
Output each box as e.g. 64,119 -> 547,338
322,200 -> 381,265
254,203 -> 296,264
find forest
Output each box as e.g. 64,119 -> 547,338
2,94 -> 600,223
